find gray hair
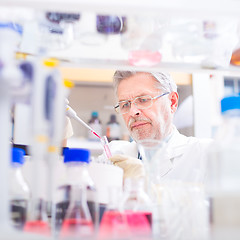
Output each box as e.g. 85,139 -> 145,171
113,71 -> 177,96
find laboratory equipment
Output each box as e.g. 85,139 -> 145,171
9,147 -> 30,230
206,95 -> 240,239
59,148 -> 96,239
98,186 -> 130,240
106,114 -> 121,142
66,104 -> 112,159
120,178 -> 152,240
87,111 -> 102,141
23,61 -> 53,236
96,15 -> 126,34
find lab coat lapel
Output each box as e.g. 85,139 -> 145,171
158,128 -> 189,177
167,128 -> 190,162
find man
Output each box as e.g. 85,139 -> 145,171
108,71 -> 212,183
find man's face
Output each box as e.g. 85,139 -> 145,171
117,73 -> 178,142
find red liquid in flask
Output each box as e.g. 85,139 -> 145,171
24,220 -> 51,236
60,218 -> 94,238
126,210 -> 152,234
99,210 -> 131,239
128,50 -> 162,67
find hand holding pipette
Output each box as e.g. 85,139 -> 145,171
66,104 -> 112,159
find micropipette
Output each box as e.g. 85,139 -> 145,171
66,104 -> 112,159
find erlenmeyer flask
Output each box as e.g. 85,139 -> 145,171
137,139 -> 166,187
24,198 -> 51,236
98,186 -> 131,240
120,178 -> 153,240
60,186 -> 94,239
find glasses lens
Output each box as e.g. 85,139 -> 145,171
135,96 -> 152,109
119,101 -> 130,114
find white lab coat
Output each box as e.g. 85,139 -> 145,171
108,127 -> 212,184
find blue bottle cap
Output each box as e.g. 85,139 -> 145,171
221,95 -> 240,113
12,147 -> 25,165
64,148 -> 90,163
92,111 -> 98,117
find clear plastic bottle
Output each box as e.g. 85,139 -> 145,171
88,111 -> 102,141
106,114 -> 121,142
206,95 -> 240,236
9,147 -> 30,230
58,148 -> 98,239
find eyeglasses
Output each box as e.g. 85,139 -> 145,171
114,92 -> 170,114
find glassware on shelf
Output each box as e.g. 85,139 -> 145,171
230,48 -> 240,66
96,15 -> 127,34
121,16 -> 163,66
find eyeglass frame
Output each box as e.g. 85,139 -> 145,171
114,92 -> 170,114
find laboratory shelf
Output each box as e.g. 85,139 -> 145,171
1,0 -> 240,18
59,58 -> 240,76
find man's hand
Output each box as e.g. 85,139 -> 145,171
109,154 -> 145,180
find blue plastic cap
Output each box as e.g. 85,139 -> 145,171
221,96 -> 240,113
0,22 -> 23,35
12,148 -> 25,165
64,148 -> 90,163
92,111 -> 98,117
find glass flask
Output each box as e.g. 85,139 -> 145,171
24,198 -> 51,236
98,186 -> 131,240
58,148 -> 97,239
120,178 -> 153,240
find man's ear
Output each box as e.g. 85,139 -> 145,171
169,92 -> 178,113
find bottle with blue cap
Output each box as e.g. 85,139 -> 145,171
57,148 -> 98,239
206,95 -> 240,235
9,147 -> 30,230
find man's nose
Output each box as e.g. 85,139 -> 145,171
128,102 -> 140,116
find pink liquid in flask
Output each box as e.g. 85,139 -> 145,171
60,218 -> 94,238
128,50 -> 162,66
99,210 -> 131,239
24,220 -> 51,236
126,210 -> 152,234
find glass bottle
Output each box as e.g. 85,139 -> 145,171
9,147 -> 30,230
106,114 -> 121,142
59,148 -> 98,239
206,95 -> 240,237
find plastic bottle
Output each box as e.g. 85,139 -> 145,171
106,114 -> 121,142
58,148 -> 98,239
9,147 -> 30,230
206,95 -> 240,237
88,111 -> 102,141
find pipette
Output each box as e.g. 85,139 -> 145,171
66,104 -> 112,159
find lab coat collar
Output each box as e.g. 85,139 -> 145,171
166,126 -> 190,160
142,126 -> 188,177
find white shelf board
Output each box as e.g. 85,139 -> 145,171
1,0 -> 240,19
57,58 -> 240,76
